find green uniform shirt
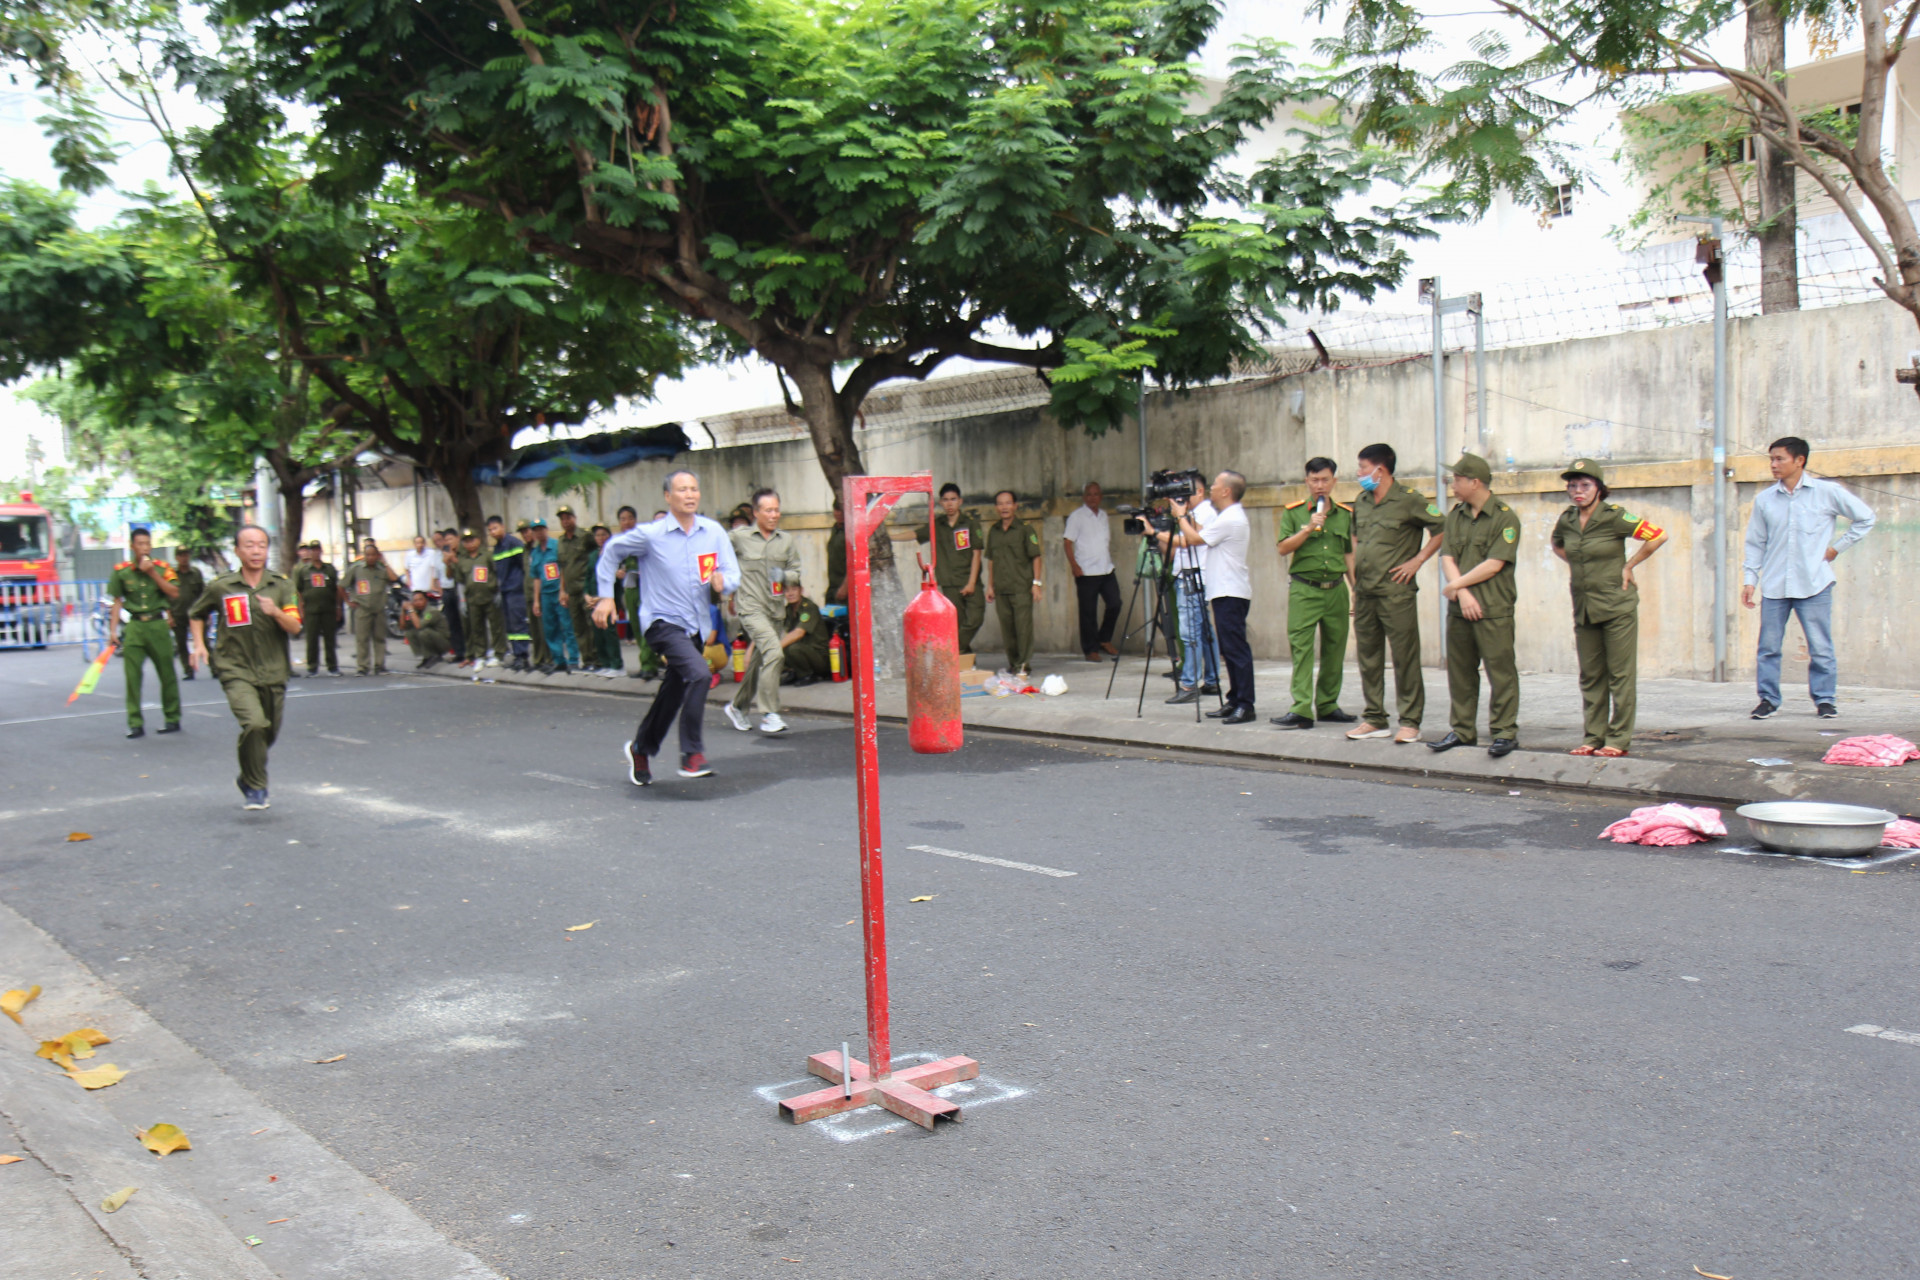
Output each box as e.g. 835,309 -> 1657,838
826,524 -> 847,601
340,558 -> 394,611
729,525 -> 803,615
1276,498 -> 1354,583
169,564 -> 206,621
556,527 -> 599,594
1442,495 -> 1522,620
785,595 -> 833,666
296,560 -> 338,611
455,551 -> 496,605
1552,501 -> 1662,624
189,569 -> 298,684
107,559 -> 178,619
915,512 -> 984,590
984,518 -> 1042,593
1352,478 -> 1444,596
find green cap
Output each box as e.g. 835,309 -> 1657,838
1561,458 -> 1606,484
1451,452 -> 1493,484
556,505 -> 575,517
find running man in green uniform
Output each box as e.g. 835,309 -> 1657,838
188,525 -> 302,809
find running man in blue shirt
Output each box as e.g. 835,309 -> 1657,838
593,469 -> 740,784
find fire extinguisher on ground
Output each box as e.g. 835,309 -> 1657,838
731,633 -> 750,681
829,631 -> 846,682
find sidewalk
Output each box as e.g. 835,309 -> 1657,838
412,654 -> 1920,814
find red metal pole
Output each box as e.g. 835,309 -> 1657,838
846,480 -> 891,1080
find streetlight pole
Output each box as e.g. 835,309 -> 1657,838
1677,214 -> 1728,682
1418,277 -> 1482,649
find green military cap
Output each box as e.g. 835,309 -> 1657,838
1451,452 -> 1493,483
1561,458 -> 1606,484
460,527 -> 479,539
515,519 -> 531,531
591,522 -> 610,534
530,517 -> 548,528
556,504 -> 575,517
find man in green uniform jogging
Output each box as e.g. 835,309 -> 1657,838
189,525 -> 301,809
106,528 -> 181,739
725,488 -> 804,734
1271,458 -> 1356,730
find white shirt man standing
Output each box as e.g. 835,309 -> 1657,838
404,535 -> 441,595
1161,471 -> 1254,723
1063,481 -> 1120,663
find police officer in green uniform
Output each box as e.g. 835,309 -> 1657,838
726,488 -> 804,732
169,545 -> 206,680
826,499 -> 848,607
340,540 -> 398,675
777,579 -> 835,682
1271,458 -> 1356,729
296,540 -> 341,675
454,529 -> 505,665
1429,452 -> 1523,757
554,505 -> 603,671
914,483 -> 985,653
614,506 -> 658,678
188,525 -> 301,809
984,489 -> 1043,677
398,589 -> 451,668
106,528 -> 182,738
1551,459 -> 1668,756
589,525 -> 624,673
1349,443 -> 1445,743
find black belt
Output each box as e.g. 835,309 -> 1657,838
127,609 -> 167,622
1290,573 -> 1344,590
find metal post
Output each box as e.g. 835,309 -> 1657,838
1473,296 -> 1487,450
1137,378 -> 1149,499
1425,278 -> 1446,647
1678,215 -> 1729,682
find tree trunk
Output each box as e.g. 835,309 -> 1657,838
263,449 -> 309,574
789,359 -> 908,674
440,461 -> 488,540
1746,0 -> 1799,313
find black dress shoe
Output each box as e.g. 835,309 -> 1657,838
182,670 -> 195,681
125,726 -> 145,739
1166,688 -> 1200,705
156,722 -> 181,734
1318,708 -> 1358,724
1220,706 -> 1257,725
1269,712 -> 1314,730
1488,738 -> 1519,758
1199,683 -> 1220,695
1427,731 -> 1468,752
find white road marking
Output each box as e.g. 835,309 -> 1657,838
754,1052 -> 1029,1143
0,790 -> 178,822
905,843 -> 1077,878
1846,1023 -> 1920,1047
306,787 -> 558,843
317,732 -> 370,745
525,770 -> 603,790
0,680 -> 459,727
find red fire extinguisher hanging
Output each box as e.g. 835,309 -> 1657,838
904,566 -> 962,754
731,633 -> 750,682
829,631 -> 847,682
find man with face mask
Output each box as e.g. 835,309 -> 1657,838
1347,443 -> 1445,743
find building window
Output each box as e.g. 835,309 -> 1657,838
1546,183 -> 1574,219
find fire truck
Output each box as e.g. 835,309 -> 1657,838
0,490 -> 60,647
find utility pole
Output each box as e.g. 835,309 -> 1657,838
1677,215 -> 1729,682
1418,277 -> 1482,648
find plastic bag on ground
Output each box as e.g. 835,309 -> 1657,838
1040,674 -> 1068,697
1600,803 -> 1727,846
1820,735 -> 1920,767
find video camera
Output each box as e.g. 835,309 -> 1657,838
1144,467 -> 1208,502
1118,506 -> 1173,537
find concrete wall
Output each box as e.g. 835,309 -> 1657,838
318,297 -> 1920,689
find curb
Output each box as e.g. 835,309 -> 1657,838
403,665 -> 1916,815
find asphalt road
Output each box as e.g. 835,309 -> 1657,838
4,647 -> 1919,1279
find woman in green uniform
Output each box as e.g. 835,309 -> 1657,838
1549,460 -> 1667,758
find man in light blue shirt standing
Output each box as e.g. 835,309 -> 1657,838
1741,436 -> 1875,720
593,470 -> 740,784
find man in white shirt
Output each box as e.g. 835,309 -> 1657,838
1063,481 -> 1120,662
1162,470 -> 1255,724
1741,436 -> 1876,719
404,535 -> 442,595
1167,479 -> 1219,704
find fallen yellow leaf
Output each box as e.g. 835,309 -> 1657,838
311,1054 -> 345,1064
0,1155 -> 22,1165
564,920 -> 597,931
66,1063 -> 127,1090
1,985 -> 41,1024
66,832 -> 91,842
137,1124 -> 190,1157
101,1186 -> 137,1213
36,1028 -> 111,1068
908,895 -> 935,903
1693,1269 -> 1732,1280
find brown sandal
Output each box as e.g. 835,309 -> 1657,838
1568,744 -> 1597,756
1596,746 -> 1629,758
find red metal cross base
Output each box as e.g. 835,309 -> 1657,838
778,1051 -> 980,1130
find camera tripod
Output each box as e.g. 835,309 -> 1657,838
1103,535 -> 1224,721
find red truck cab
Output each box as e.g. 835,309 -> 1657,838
0,491 -> 59,644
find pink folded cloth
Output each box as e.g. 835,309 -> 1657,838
1821,735 -> 1920,767
1600,803 -> 1728,846
1882,819 -> 1920,849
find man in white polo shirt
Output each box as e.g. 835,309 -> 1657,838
1063,481 -> 1120,663
1160,470 -> 1255,724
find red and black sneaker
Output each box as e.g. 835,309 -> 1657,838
677,752 -> 713,779
625,740 -> 651,786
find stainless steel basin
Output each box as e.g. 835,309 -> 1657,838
1735,801 -> 1899,855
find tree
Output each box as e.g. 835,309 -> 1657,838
229,0 -> 1441,502
1315,0 -> 1920,342
1745,0 -> 1798,312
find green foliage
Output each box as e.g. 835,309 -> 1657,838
539,456 -> 613,500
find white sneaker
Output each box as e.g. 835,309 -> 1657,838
724,702 -> 752,732
599,667 -> 622,679
759,712 -> 788,734
485,656 -> 501,668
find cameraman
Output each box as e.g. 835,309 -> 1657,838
1165,475 -> 1219,705
1160,471 -> 1254,724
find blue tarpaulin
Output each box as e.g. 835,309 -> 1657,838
474,423 -> 690,486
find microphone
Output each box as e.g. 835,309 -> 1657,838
1313,495 -> 1328,518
